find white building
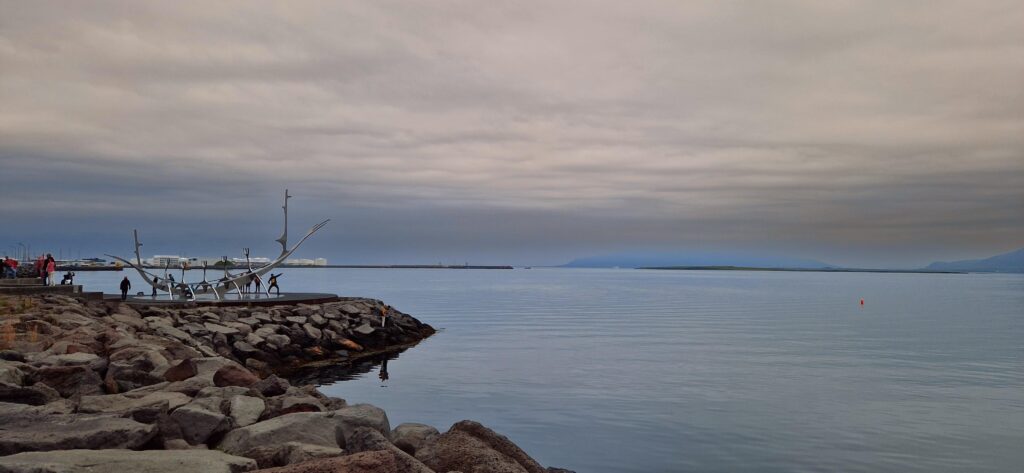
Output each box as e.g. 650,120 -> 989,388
150,255 -> 186,267
285,258 -> 328,266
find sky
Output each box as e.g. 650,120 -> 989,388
1,1 -> 1022,268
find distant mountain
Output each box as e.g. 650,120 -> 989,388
924,248 -> 1024,273
561,251 -> 832,269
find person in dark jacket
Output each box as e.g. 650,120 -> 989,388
119,277 -> 131,301
267,273 -> 282,295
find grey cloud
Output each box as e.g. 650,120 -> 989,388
1,0 -> 1022,267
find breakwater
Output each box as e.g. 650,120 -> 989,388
0,294 -> 572,472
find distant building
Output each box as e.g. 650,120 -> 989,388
150,255 -> 186,267
285,258 -> 328,266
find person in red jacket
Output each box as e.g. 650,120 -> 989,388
45,254 -> 56,286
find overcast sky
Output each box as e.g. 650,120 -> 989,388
2,1 -> 1022,267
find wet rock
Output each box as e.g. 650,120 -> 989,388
0,449 -> 257,473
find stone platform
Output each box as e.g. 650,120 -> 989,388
104,292 -> 341,307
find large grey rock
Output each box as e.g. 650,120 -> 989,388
229,395 -> 265,427
391,422 -> 440,455
346,427 -> 434,473
0,449 -> 257,473
0,410 -> 156,455
415,420 -> 546,473
334,403 -> 390,446
205,322 -> 240,336
31,366 -> 104,398
302,324 -> 322,340
79,391 -> 190,419
217,412 -> 342,455
353,323 -> 376,336
0,361 -> 25,385
170,402 -> 232,445
241,442 -> 344,469
0,382 -> 58,406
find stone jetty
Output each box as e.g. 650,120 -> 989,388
0,294 -> 573,473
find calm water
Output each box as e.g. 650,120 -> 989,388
77,268 -> 1024,472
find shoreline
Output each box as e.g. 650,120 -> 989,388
0,293 -> 571,472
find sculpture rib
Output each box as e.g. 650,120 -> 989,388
107,190 -> 329,300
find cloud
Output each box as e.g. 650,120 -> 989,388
1,0 -> 1022,267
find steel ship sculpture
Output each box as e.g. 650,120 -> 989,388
107,190 -> 329,300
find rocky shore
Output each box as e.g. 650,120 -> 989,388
0,294 -> 571,473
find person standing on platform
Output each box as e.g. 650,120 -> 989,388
119,277 -> 131,301
45,254 -> 56,286
267,273 -> 282,295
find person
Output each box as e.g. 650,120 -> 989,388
60,271 -> 75,285
244,274 -> 254,294
45,254 -> 56,286
253,274 -> 263,294
380,305 -> 390,327
267,273 -> 282,295
119,277 -> 131,301
5,257 -> 17,278
151,277 -> 159,297
0,257 -> 7,279
35,255 -> 44,284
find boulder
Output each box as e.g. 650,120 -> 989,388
250,450 -> 397,473
31,366 -> 104,398
0,410 -> 156,455
104,359 -> 164,393
0,449 -> 257,473
214,365 -> 260,388
241,441 -> 344,469
391,423 -> 440,455
205,322 -> 241,336
333,404 -> 390,447
251,375 -> 290,397
0,382 -> 59,406
230,395 -> 266,427
164,358 -> 198,381
217,412 -> 342,456
0,363 -> 25,386
415,420 -> 546,473
346,427 -> 434,473
170,402 -> 232,445
79,391 -> 191,420
302,324 -> 322,341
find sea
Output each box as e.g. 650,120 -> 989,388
74,267 -> 1024,473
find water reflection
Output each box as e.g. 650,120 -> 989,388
287,349 -> 406,387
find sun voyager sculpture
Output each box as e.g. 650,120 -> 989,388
107,190 -> 329,301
